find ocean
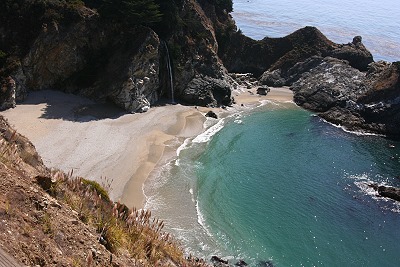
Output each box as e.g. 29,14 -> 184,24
144,1 -> 400,266
232,0 -> 400,62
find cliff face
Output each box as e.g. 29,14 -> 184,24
0,0 -> 234,112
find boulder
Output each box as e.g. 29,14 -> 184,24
235,259 -> 248,266
211,256 -> 229,267
182,75 -> 232,107
257,85 -> 270,96
205,110 -> 218,119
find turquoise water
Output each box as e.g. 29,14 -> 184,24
232,0 -> 400,62
145,104 -> 400,266
197,107 -> 400,266
144,1 -> 400,266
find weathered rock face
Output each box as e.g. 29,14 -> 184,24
0,0 -> 234,112
168,0 -> 234,107
291,57 -> 368,112
0,76 -> 16,110
330,36 -> 373,71
259,35 -> 373,87
9,6 -> 162,113
291,57 -> 400,136
106,29 -> 160,113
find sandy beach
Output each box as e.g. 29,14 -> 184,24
0,87 -> 293,208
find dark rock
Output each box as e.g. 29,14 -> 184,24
369,184 -> 400,202
182,75 -> 232,107
205,110 -> 218,119
378,185 -> 400,201
211,256 -> 229,266
291,57 -> 368,112
257,86 -> 270,95
235,259 -> 248,266
0,77 -> 16,110
36,176 -> 54,192
259,69 -> 285,87
330,36 -> 374,71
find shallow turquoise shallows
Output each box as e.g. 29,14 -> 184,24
146,104 -> 400,266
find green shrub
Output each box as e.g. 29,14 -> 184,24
82,178 -> 110,202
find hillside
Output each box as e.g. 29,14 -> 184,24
0,115 -> 208,266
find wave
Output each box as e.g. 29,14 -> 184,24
316,115 -> 385,137
193,118 -> 226,143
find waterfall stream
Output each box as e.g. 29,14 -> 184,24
163,42 -> 175,104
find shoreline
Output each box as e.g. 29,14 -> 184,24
0,87 -> 293,209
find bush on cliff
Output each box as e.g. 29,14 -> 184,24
99,0 -> 162,26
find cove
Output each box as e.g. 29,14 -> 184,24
195,106 -> 400,266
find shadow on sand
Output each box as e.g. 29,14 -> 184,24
19,90 -> 126,122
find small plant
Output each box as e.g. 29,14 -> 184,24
41,212 -> 54,236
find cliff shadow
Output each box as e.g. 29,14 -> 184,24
19,90 -> 126,122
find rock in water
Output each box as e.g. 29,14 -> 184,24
378,185 -> 400,202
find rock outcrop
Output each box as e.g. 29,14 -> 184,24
0,76 -> 16,110
257,34 -> 373,87
291,57 -> 400,136
167,0 -> 234,107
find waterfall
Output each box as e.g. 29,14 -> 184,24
163,41 -> 175,104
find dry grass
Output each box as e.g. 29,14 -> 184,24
45,170 -> 209,267
0,116 -> 210,266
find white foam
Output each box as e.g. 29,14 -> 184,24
195,199 -> 214,237
193,118 -> 225,143
177,138 -> 191,156
319,117 -> 385,137
348,173 -> 400,212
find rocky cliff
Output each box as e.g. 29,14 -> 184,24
0,0 -> 399,137
290,57 -> 400,136
0,0 -> 235,113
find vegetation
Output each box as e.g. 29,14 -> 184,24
208,0 -> 233,13
99,0 -> 162,27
